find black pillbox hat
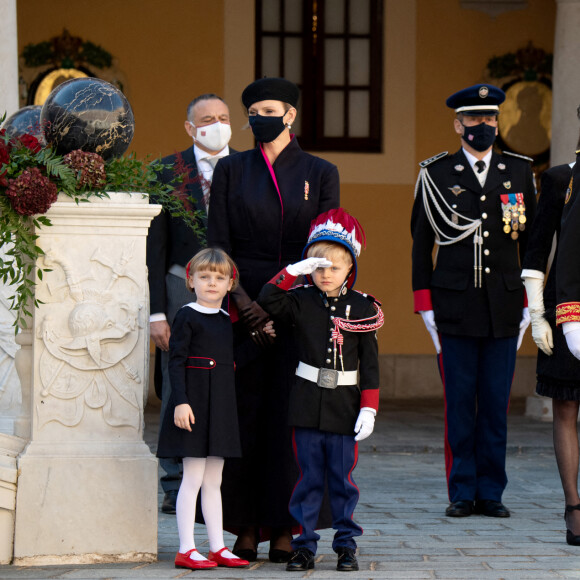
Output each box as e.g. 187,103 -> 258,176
241,77 -> 300,109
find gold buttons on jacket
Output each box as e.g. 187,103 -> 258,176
482,213 -> 488,219
483,231 -> 489,237
484,249 -> 490,256
480,195 -> 486,201
485,267 -> 491,274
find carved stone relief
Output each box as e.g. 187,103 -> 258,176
35,239 -> 145,430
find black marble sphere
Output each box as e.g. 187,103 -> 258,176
2,105 -> 47,145
40,78 -> 134,160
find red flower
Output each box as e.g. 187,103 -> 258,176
6,167 -> 58,216
18,134 -> 42,154
63,150 -> 106,189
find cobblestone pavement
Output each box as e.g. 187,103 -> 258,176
3,400 -> 579,579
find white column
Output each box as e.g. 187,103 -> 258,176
0,0 -> 19,117
551,0 -> 580,165
13,193 -> 161,565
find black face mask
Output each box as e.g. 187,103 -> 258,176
461,121 -> 497,152
248,113 -> 287,143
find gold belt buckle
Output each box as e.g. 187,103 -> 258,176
317,368 -> 339,389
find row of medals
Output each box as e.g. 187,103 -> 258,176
503,203 -> 526,240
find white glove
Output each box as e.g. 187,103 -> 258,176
420,310 -> 441,354
517,307 -> 531,351
522,273 -> 553,355
564,322 -> 580,360
354,408 -> 375,441
286,257 -> 333,276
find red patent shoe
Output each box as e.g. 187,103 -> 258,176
208,547 -> 250,567
175,549 -> 218,569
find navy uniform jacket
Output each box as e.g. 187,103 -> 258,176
207,138 -> 340,300
258,271 -> 380,436
411,148 -> 536,338
556,152 -> 580,324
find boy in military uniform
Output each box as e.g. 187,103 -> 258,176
258,209 -> 383,572
411,84 -> 536,518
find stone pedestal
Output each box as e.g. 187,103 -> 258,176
12,192 -> 161,565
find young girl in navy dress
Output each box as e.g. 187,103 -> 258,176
157,247 -> 249,570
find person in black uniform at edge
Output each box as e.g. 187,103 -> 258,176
550,137 -> 580,545
411,83 -> 536,519
207,77 -> 340,562
147,94 -> 235,514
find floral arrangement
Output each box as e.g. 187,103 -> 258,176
0,117 -> 204,330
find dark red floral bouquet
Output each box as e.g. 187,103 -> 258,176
0,115 -> 203,330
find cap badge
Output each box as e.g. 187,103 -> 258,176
449,185 -> 465,196
498,163 -> 506,170
479,86 -> 489,98
454,164 -> 464,172
503,181 -> 511,189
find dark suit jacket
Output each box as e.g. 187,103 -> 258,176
411,148 -> 537,338
147,146 -> 234,316
207,137 -> 340,299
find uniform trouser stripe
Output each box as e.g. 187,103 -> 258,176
290,427 -> 362,554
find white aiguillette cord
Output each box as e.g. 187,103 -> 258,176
414,168 -> 483,288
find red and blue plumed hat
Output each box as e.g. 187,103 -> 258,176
302,208 -> 366,288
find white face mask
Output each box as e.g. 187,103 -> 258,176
190,121 -> 232,152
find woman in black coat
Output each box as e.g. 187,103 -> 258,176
207,77 -> 339,562
522,156 -> 580,546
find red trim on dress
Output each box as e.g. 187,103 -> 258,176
186,356 -> 216,369
413,289 -> 432,313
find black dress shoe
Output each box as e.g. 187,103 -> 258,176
161,490 -> 178,514
336,547 -> 359,572
445,500 -> 473,517
269,548 -> 292,563
474,500 -> 510,518
232,547 -> 257,562
565,503 -> 580,546
286,548 -> 315,571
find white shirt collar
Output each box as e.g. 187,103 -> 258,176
193,144 -> 229,168
186,302 -> 229,316
462,148 -> 492,171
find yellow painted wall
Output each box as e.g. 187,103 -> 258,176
17,0 -> 557,358
17,0 -> 229,158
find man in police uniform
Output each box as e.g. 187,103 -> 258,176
411,84 -> 536,518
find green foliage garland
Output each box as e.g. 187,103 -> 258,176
0,115 -> 203,331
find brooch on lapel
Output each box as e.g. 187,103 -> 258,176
304,181 -> 310,200
454,164 -> 464,172
448,185 -> 465,196
498,162 -> 506,171
503,181 -> 511,189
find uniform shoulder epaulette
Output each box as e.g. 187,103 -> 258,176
353,289 -> 382,307
502,151 -> 533,163
419,151 -> 448,168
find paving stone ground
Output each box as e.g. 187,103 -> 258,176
3,399 -> 580,579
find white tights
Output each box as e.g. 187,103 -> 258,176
177,456 -> 238,561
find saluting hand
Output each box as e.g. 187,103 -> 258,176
174,403 -> 195,432
287,257 -> 333,277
